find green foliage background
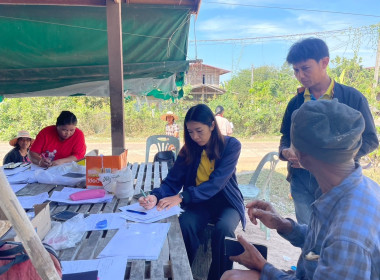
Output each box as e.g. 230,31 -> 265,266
1,56 -> 379,144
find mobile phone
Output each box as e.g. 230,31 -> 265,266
224,237 -> 267,259
51,210 -> 79,221
62,172 -> 86,178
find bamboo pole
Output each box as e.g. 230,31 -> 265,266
0,169 -> 61,280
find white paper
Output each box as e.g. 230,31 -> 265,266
49,187 -> 113,205
62,257 -> 128,280
83,213 -> 127,231
2,165 -> 31,176
98,223 -> 171,260
6,170 -> 36,184
10,183 -> 28,193
17,192 -> 49,209
119,202 -> 182,223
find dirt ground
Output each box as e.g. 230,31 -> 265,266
0,139 -> 300,272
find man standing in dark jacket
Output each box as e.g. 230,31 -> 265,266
279,37 -> 379,225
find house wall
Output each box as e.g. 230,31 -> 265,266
186,65 -> 221,86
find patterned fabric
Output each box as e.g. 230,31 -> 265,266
303,79 -> 334,102
165,122 -> 179,137
195,150 -> 215,186
261,166 -> 380,280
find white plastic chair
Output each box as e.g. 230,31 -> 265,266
238,151 -> 279,239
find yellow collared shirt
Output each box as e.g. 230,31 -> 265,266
304,79 -> 334,102
196,150 -> 215,186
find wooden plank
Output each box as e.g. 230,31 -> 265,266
76,230 -> 103,260
0,0 -> 106,6
129,260 -> 145,280
131,162 -> 139,180
143,162 -> 153,192
0,0 -> 200,12
161,161 -> 168,180
106,0 -> 125,155
0,170 -> 61,280
167,216 -> 193,280
153,161 -> 160,189
133,162 -> 145,195
150,260 -> 164,280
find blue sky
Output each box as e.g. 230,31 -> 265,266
187,0 -> 380,83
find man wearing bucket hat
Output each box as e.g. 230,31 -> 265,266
222,99 -> 380,280
278,38 -> 379,225
3,130 -> 34,165
161,111 -> 180,138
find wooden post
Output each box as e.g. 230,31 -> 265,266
0,170 -> 60,280
107,0 -> 125,155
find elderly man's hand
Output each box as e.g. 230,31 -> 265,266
281,147 -> 302,168
246,200 -> 292,234
229,235 -> 266,271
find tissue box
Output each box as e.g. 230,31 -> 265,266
86,150 -> 128,188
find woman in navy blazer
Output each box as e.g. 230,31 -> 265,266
140,104 -> 245,280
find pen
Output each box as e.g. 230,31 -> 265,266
126,209 -> 147,215
141,189 -> 147,197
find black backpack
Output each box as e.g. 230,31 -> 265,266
153,151 -> 175,170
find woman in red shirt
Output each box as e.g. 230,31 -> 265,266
29,111 -> 86,168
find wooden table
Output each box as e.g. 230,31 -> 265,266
15,162 -> 193,280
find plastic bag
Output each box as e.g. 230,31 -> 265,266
98,167 -> 134,199
43,213 -> 86,251
34,162 -> 86,186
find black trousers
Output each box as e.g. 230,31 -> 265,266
179,192 -> 240,280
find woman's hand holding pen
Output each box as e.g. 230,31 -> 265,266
138,195 -> 157,210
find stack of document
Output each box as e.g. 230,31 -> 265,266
17,192 -> 49,209
98,223 -> 171,260
62,257 -> 128,280
49,187 -> 113,205
119,202 -> 183,223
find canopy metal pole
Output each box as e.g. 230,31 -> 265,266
0,170 -> 60,280
107,0 -> 125,155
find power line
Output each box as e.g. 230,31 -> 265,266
189,26 -> 379,44
204,1 -> 380,18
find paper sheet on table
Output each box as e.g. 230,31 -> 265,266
83,213 -> 127,231
62,257 -> 128,280
119,202 -> 182,223
49,187 -> 113,205
10,183 -> 28,193
98,223 -> 170,260
2,165 -> 31,176
17,192 -> 49,209
6,170 -> 36,184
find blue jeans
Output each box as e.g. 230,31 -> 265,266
290,168 -> 321,225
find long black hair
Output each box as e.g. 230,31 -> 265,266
180,104 -> 225,165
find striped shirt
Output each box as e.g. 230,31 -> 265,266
261,166 -> 380,280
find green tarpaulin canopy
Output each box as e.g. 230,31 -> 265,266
0,4 -> 193,100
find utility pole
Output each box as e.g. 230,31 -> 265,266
250,64 -> 254,88
374,32 -> 380,89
